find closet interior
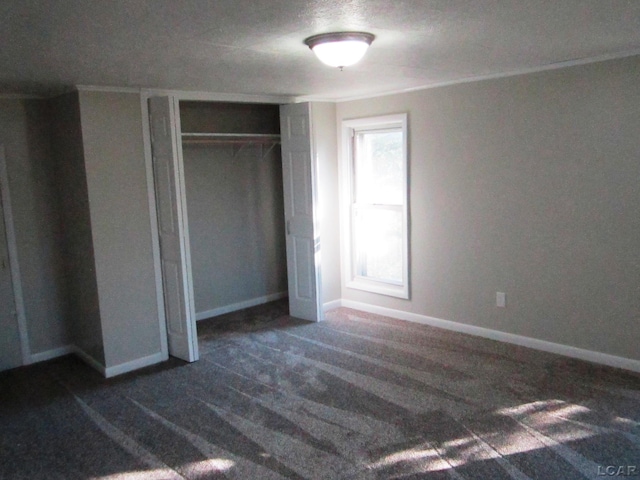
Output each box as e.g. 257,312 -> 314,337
179,101 -> 288,320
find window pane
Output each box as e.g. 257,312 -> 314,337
354,206 -> 403,283
355,130 -> 403,205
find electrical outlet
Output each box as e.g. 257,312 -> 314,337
496,292 -> 506,308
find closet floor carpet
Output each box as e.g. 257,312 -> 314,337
1,299 -> 639,479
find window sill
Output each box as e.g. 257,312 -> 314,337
346,278 -> 409,299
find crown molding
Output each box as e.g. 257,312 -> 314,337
76,85 -> 142,94
141,88 -> 294,104
297,48 -> 640,104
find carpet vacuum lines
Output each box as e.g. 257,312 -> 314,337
255,339 -> 476,419
198,397 -> 366,479
72,394 -> 185,480
128,398 -> 290,480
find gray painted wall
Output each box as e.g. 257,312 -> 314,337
0,98 -> 69,360
311,102 -> 341,304
336,55 -> 640,362
183,143 -> 287,314
78,90 -> 161,369
49,92 -> 104,363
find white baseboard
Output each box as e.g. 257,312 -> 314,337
72,346 -> 107,376
27,343 -> 107,376
29,345 -> 75,364
104,352 -> 165,378
196,291 -> 288,321
30,344 -> 165,378
323,299 -> 342,312
340,299 -> 640,374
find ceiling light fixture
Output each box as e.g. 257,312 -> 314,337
304,32 -> 375,69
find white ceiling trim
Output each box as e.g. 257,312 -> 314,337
297,48 -> 640,104
76,85 -> 142,94
74,85 -> 296,104
141,88 -> 294,104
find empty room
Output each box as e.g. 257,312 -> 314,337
1,1 -> 639,479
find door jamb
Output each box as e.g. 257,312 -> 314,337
0,145 -> 31,365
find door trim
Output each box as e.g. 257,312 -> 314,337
0,145 -> 30,365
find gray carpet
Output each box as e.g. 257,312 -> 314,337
1,300 -> 639,479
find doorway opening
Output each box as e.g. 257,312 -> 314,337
179,101 -> 288,322
148,97 -> 322,363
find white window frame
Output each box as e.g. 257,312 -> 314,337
341,113 -> 409,299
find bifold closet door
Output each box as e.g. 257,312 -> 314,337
148,96 -> 198,362
0,146 -> 23,371
279,103 -> 322,322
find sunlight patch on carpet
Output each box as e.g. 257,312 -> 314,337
90,469 -> 185,480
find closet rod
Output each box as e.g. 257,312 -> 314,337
182,133 -> 281,145
182,138 -> 280,145
182,132 -> 280,138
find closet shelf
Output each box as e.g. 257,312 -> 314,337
181,133 -> 281,145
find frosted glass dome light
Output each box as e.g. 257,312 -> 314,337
304,32 -> 375,69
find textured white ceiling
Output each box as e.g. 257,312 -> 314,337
1,0 -> 639,100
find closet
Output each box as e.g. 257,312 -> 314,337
179,101 -> 288,320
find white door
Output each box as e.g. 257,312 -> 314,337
148,96 -> 198,362
280,103 -> 322,321
0,149 -> 22,371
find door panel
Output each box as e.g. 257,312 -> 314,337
280,103 -> 322,321
0,161 -> 22,371
148,96 -> 198,362
162,260 -> 185,335
293,237 -> 313,299
292,152 -> 311,215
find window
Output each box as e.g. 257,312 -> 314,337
342,114 -> 409,298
